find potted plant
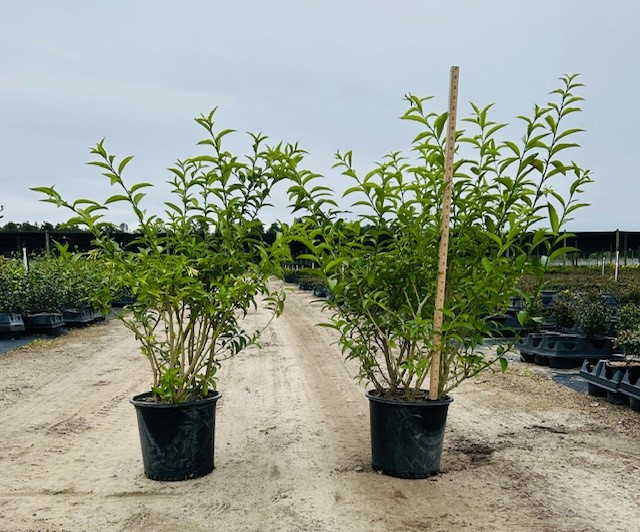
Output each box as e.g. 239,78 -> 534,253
286,74 -> 592,477
54,246 -> 105,326
615,303 -> 640,353
574,291 -> 614,339
33,109 -> 292,480
580,303 -> 635,401
21,257 -> 67,335
0,257 -> 27,337
552,290 -> 577,332
612,303 -> 640,409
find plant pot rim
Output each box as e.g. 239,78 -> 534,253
366,389 -> 453,406
130,390 -> 221,409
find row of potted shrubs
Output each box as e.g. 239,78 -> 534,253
0,254 -> 111,335
543,291 -> 638,349
509,288 -> 640,411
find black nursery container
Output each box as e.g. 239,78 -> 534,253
366,390 -> 452,479
130,391 -> 221,481
0,312 -> 25,338
619,367 -> 640,412
579,359 -> 627,404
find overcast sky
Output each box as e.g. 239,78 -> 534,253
2,0 -> 638,231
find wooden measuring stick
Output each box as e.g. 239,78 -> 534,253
429,66 -> 460,401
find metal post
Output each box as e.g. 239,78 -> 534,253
615,229 -> 620,282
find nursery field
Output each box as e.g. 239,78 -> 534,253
0,281 -> 639,532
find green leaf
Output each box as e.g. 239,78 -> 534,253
165,202 -> 183,214
555,128 -> 585,141
550,142 -> 580,156
434,112 -> 448,138
531,159 -> 544,173
130,182 -> 153,193
504,141 -> 520,157
548,246 -> 577,262
517,310 -> 529,327
544,115 -> 556,131
548,204 -> 559,234
104,195 -> 130,205
117,155 -> 134,174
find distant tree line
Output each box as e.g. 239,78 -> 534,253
0,221 -> 129,233
0,220 -> 287,236
0,220 -> 287,256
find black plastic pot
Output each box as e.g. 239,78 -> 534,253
366,390 -> 452,479
486,311 -> 524,338
61,306 -> 95,327
23,312 -> 65,336
619,366 -> 640,412
130,391 -> 221,481
534,353 -> 550,366
517,332 -> 542,363
579,359 -> 628,404
540,289 -> 558,310
0,312 -> 25,338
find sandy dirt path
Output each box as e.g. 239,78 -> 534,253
0,281 -> 639,531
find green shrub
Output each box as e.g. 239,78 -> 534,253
22,258 -> 67,314
288,74 -> 591,400
616,327 -> 640,358
0,258 -> 27,313
552,290 -> 577,331
34,109 -> 292,403
575,292 -> 612,337
618,303 -> 640,331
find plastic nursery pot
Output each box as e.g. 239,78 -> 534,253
130,391 -> 221,481
0,312 -> 25,338
366,390 -> 453,479
61,306 -> 95,327
620,369 -> 640,412
23,312 -> 65,336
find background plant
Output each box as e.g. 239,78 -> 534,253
21,257 -> 67,314
618,302 -> 640,332
287,74 -> 592,400
616,328 -> 640,359
615,303 -> 640,358
552,290 -> 577,330
574,291 -> 613,337
0,257 -> 27,314
54,245 -> 106,309
34,109 -> 292,402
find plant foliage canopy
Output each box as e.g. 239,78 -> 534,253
287,74 -> 592,400
34,110 -> 293,402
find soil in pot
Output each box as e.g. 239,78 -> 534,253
366,390 -> 452,479
130,391 -> 221,481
